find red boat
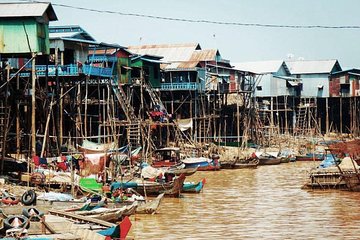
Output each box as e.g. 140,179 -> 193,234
295,153 -> 325,161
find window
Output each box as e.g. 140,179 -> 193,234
256,86 -> 263,91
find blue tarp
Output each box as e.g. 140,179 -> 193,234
318,154 -> 338,168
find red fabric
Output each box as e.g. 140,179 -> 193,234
150,111 -> 163,117
57,162 -> 68,171
33,156 -> 40,166
120,216 -> 132,239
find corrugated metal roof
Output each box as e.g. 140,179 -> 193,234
128,43 -> 201,63
285,59 -> 341,74
49,25 -> 96,41
232,60 -> 285,74
0,2 -> 57,21
49,32 -> 75,39
190,49 -> 218,62
163,61 -> 199,70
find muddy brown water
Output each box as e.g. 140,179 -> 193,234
129,162 -> 360,239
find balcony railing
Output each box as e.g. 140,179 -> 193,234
160,82 -> 199,91
83,65 -> 113,78
88,55 -> 117,63
12,64 -> 79,77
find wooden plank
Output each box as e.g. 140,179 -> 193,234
48,209 -> 115,228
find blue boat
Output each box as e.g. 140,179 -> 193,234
182,157 -> 220,171
182,179 -> 206,193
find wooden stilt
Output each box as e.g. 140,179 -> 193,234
326,97 -> 329,135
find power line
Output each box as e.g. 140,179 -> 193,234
43,2 -> 360,30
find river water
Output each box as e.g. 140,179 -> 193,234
129,162 -> 360,239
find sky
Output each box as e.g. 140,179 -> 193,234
6,0 -> 360,68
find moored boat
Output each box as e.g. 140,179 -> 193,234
182,178 -> 206,193
258,157 -> 281,165
164,164 -> 198,176
182,157 -> 220,171
77,202 -> 138,223
135,193 -> 164,214
232,159 -> 259,169
112,174 -> 186,198
221,158 -> 259,169
296,153 -> 325,161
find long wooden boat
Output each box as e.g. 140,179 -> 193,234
219,158 -> 237,169
135,193 -> 164,214
164,164 -> 198,176
132,174 -> 186,198
83,203 -> 137,223
296,153 -> 325,161
221,159 -> 259,169
182,179 -> 206,193
182,157 -> 220,171
257,157 -> 281,165
48,209 -> 132,239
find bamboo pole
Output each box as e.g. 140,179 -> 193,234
84,76 -> 88,138
16,74 -> 20,159
40,93 -> 54,158
31,52 -> 36,156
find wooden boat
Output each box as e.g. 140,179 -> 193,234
280,157 -> 290,163
296,153 -> 325,161
80,203 -> 138,223
135,174 -> 186,197
233,159 -> 259,169
257,157 -> 281,165
164,164 -> 198,176
221,159 -> 259,169
135,193 -> 164,214
182,179 -> 206,193
182,157 -> 220,171
48,209 -> 132,239
219,158 -> 238,169
252,151 -> 281,166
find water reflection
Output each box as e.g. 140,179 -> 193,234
130,162 -> 360,239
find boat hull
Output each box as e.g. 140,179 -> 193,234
257,157 -> 281,165
221,159 -> 259,169
134,174 -> 186,198
182,158 -> 220,171
182,179 -> 206,193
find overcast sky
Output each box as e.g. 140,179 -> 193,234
6,0 -> 360,68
